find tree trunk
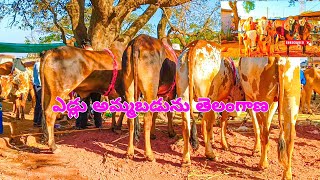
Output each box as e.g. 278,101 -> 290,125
157,8 -> 172,39
229,1 -> 240,30
66,0 -> 88,46
65,0 -> 192,50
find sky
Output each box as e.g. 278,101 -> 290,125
221,0 -> 320,20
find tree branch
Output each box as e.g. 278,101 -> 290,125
117,4 -> 158,46
132,0 -> 191,8
41,0 -> 67,44
168,33 -> 186,47
157,8 -> 172,39
162,5 -> 219,37
66,0 -> 88,45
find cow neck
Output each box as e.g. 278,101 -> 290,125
103,48 -> 118,97
157,43 -> 177,97
226,57 -> 237,85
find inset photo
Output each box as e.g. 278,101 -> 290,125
221,0 -> 320,57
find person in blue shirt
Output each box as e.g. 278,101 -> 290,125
300,69 -> 306,89
33,60 -> 42,127
75,39 -> 102,129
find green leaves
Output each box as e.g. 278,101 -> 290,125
242,1 -> 255,14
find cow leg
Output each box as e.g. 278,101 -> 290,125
313,90 -> 316,100
286,45 -> 289,56
258,40 -> 264,54
46,111 -> 58,152
116,112 -> 125,129
266,44 -> 271,56
299,88 -> 305,113
305,88 -> 313,114
15,98 -> 20,120
239,35 -> 242,55
124,77 -> 136,159
142,89 -> 157,161
248,109 -> 261,156
258,102 -> 277,169
111,112 -> 117,131
112,112 -> 125,133
151,112 -> 158,140
278,97 -> 299,180
202,111 -> 215,160
12,101 -> 16,117
21,95 -> 27,121
167,112 -> 176,138
275,35 -> 280,51
258,114 -> 270,170
29,86 -> 36,115
180,109 -> 191,165
220,111 -> 230,151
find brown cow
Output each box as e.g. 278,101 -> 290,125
298,18 -> 312,54
0,70 -> 31,120
0,61 -> 36,114
122,34 -> 178,161
0,62 -> 13,75
274,17 -> 300,56
40,41 -> 126,152
239,56 -> 300,180
219,65 -> 247,151
300,67 -> 320,114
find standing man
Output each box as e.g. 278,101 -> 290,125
33,59 -> 42,127
75,39 -> 103,129
300,68 -> 306,89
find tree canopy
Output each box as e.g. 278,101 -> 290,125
0,0 -> 220,50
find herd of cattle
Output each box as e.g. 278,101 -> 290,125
1,34 -> 320,179
0,61 -> 36,120
237,16 -> 312,56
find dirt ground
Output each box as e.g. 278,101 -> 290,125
222,41 -> 320,58
0,99 -> 320,180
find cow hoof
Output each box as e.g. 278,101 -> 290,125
150,134 -> 156,140
257,162 -> 269,170
126,153 -> 134,160
112,126 -> 122,134
252,150 -> 261,157
222,145 -> 230,151
168,131 -> 176,138
50,144 -> 60,154
114,129 -> 122,134
146,154 -> 155,162
205,152 -> 216,161
182,161 -> 191,167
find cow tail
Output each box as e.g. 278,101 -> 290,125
277,57 -> 288,167
188,48 -> 199,151
132,44 -> 140,143
40,50 -> 48,141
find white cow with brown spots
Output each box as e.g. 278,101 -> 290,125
239,56 -> 300,180
176,40 -> 240,165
